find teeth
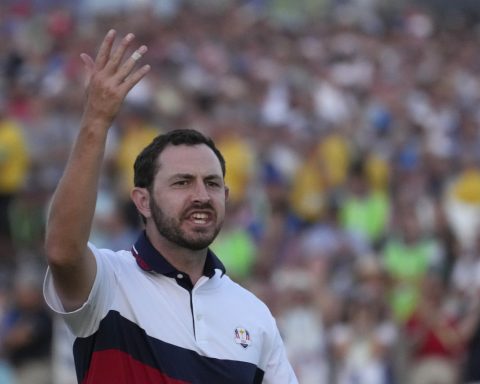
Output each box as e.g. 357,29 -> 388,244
191,213 -> 209,224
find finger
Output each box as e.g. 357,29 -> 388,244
114,45 -> 148,83
120,64 -> 151,93
105,33 -> 135,73
80,53 -> 95,71
95,29 -> 116,70
80,53 -> 95,87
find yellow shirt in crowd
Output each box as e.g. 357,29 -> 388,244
452,168 -> 480,204
115,124 -> 159,196
217,135 -> 255,204
0,119 -> 28,194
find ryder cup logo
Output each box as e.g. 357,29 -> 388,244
234,327 -> 251,348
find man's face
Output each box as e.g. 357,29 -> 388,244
149,144 -> 228,250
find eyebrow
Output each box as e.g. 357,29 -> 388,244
168,173 -> 223,181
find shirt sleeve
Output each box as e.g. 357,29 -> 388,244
43,243 -> 117,337
261,316 -> 299,384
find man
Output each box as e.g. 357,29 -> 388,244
43,30 -> 298,383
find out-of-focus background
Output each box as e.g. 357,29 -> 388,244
2,0 -> 480,383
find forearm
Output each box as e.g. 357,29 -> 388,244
45,118 -> 109,267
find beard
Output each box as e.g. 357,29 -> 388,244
150,198 -> 222,251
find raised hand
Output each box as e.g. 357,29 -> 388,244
80,30 -> 150,126
45,30 -> 149,312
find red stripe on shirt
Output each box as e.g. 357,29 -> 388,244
82,349 -> 189,384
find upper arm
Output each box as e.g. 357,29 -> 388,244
44,244 -> 119,337
48,246 -> 97,312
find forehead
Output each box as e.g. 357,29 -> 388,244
157,144 -> 223,177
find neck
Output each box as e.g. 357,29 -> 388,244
145,228 -> 207,285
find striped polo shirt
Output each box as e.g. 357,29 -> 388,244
44,232 -> 298,383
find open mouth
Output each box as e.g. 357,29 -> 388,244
187,211 -> 214,225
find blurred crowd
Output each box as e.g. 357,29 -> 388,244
2,0 -> 480,383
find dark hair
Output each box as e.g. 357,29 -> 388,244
133,129 -> 226,190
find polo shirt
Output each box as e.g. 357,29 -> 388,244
44,232 -> 298,384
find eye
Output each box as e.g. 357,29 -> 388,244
172,180 -> 189,187
206,180 -> 222,188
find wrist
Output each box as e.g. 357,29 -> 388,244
80,112 -> 114,134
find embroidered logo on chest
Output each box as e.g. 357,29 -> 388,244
234,327 -> 251,348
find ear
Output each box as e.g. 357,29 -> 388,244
131,187 -> 151,219
224,185 -> 230,202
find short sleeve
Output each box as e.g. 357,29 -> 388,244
43,243 -> 117,337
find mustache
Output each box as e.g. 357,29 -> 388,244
183,202 -> 215,216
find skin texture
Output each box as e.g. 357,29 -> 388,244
44,30 -> 150,311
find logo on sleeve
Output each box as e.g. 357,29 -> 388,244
234,327 -> 251,348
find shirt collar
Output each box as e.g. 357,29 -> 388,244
131,231 -> 226,278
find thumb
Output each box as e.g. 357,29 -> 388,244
80,53 -> 95,69
80,53 -> 95,88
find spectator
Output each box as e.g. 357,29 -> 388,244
329,287 -> 396,384
443,154 -> 480,249
404,272 -> 463,384
382,204 -> 443,323
340,158 -> 390,249
2,266 -> 53,384
0,104 -> 29,272
210,201 -> 257,282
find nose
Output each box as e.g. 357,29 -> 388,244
192,180 -> 210,203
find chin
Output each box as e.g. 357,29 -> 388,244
185,241 -> 213,251
186,234 -> 217,250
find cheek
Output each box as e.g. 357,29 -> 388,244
151,193 -> 181,216
214,198 -> 227,219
